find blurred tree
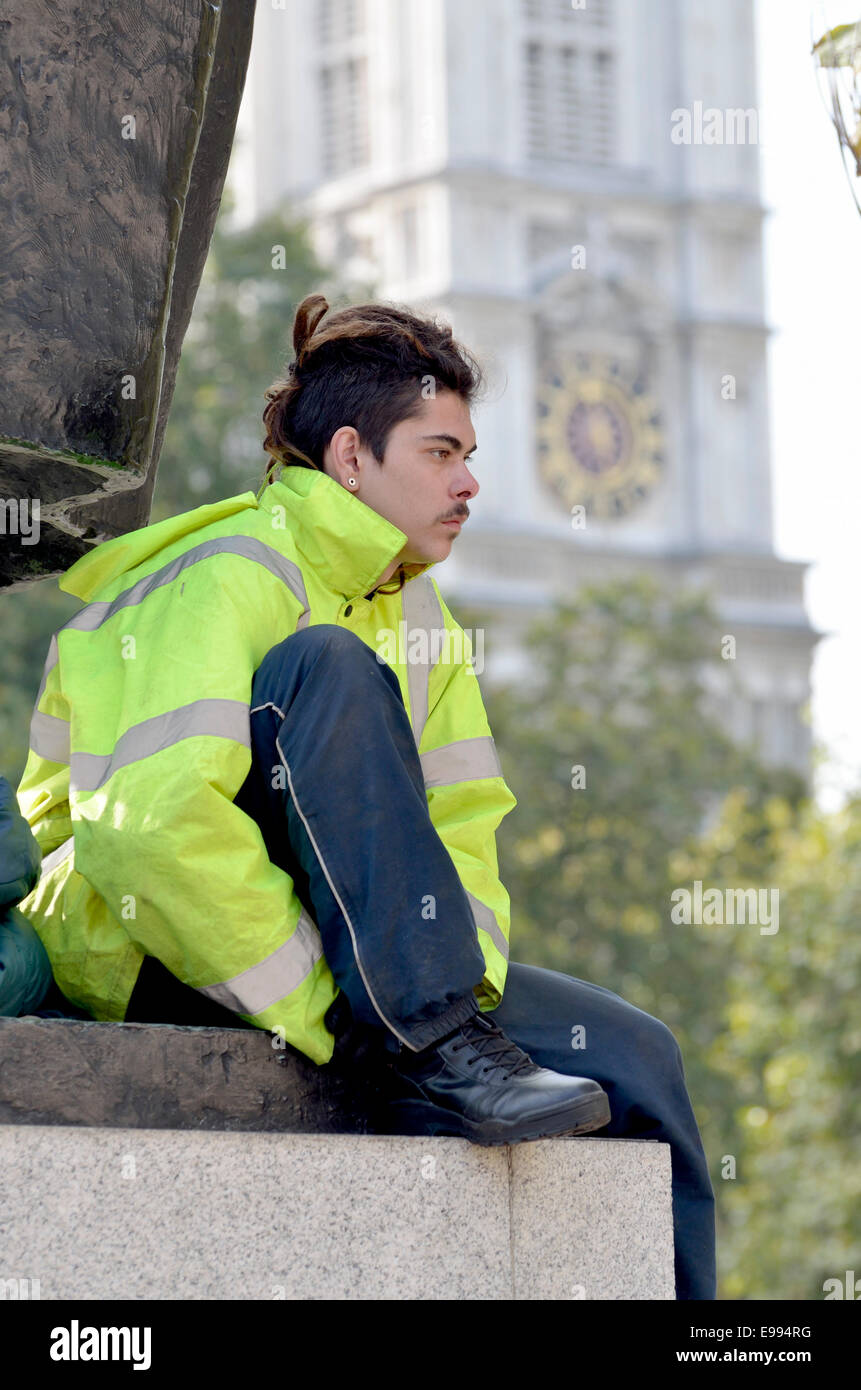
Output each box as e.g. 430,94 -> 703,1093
691,789 -> 861,1299
0,582 -> 82,782
151,184 -> 371,518
460,575 -> 804,1002
457,574 -> 856,1300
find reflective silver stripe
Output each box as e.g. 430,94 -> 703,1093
60,536 -> 310,635
197,905 -> 325,1015
467,892 -> 509,962
70,698 -> 250,793
39,835 -> 75,881
30,636 -> 68,763
420,736 -> 502,788
30,709 -> 70,765
400,574 -> 444,747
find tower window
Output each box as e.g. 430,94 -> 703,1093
317,0 -> 365,46
317,0 -> 369,178
319,56 -> 370,177
521,0 -> 616,164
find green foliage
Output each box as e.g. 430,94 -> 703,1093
696,793 -> 861,1299
460,574 -> 857,1300
0,582 -> 82,787
812,20 -> 861,72
461,575 -> 803,994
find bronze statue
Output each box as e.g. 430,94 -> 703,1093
0,0 -> 257,589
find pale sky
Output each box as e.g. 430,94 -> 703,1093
755,0 -> 861,808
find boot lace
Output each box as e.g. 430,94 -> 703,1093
451,1013 -> 539,1078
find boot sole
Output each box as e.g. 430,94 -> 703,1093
378,1089 -> 611,1147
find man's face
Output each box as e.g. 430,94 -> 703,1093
323,388 -> 479,566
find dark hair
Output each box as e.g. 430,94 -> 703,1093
260,294 -> 485,594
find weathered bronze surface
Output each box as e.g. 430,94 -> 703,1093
0,1016 -> 384,1134
0,1 -> 257,589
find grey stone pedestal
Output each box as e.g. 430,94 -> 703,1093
0,1017 -> 675,1299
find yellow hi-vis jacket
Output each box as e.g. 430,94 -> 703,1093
16,465 -> 518,1064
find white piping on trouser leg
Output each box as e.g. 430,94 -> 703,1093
276,734 -> 415,1050
250,701 -> 287,718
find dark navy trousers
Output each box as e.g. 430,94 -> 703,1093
233,623 -> 716,1301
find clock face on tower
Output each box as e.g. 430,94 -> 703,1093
536,353 -> 665,521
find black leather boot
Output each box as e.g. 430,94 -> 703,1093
372,1011 -> 611,1146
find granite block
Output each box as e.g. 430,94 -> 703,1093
0,1126 -> 510,1300
510,1136 -> 675,1299
0,1124 -> 675,1300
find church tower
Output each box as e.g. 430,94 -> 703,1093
233,0 -> 817,772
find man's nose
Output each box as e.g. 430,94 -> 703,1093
456,464 -> 479,499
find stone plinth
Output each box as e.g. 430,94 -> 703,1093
0,1125 -> 675,1299
0,1016 -> 676,1298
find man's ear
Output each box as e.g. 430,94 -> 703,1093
327,425 -> 361,485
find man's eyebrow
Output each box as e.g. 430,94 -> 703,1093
419,433 -> 478,453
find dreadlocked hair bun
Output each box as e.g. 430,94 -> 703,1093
292,293 -> 329,366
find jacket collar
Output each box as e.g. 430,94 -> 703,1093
260,465 -> 436,601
